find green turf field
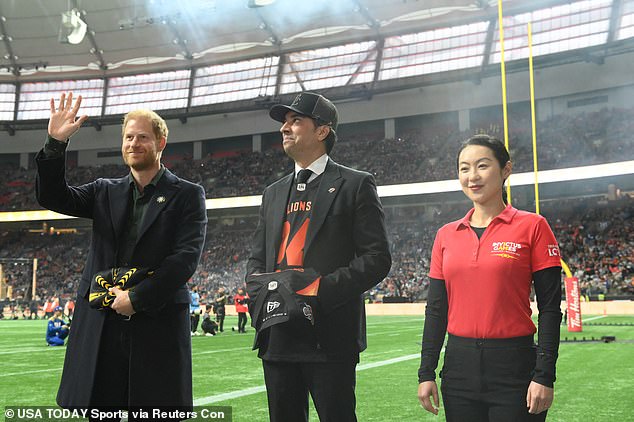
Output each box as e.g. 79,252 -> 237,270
1,315 -> 633,421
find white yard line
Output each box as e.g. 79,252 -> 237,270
356,353 -> 419,371
367,327 -> 422,336
192,346 -> 251,356
194,386 -> 268,406
0,347 -> 65,355
194,352 -> 421,405
0,368 -> 61,378
364,349 -> 404,357
366,317 -> 424,327
582,315 -> 607,322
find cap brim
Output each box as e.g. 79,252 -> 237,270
269,104 -> 304,123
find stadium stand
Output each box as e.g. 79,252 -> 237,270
2,106 -> 634,212
2,193 -> 632,317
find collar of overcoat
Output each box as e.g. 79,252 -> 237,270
107,168 -> 180,246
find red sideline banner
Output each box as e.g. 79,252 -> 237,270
564,276 -> 582,332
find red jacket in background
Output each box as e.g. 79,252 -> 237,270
234,293 -> 249,313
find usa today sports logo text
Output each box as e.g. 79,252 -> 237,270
4,406 -> 232,421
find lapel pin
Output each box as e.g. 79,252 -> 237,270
328,187 -> 336,193
156,196 -> 166,204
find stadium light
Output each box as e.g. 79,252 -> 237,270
58,8 -> 87,45
248,0 -> 276,8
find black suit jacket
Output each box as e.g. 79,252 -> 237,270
246,159 -> 391,359
35,150 -> 207,408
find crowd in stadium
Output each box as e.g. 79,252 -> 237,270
2,104 -> 633,314
553,196 -> 634,299
1,106 -> 633,212
2,193 -> 632,317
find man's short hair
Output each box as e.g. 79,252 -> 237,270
122,109 -> 169,141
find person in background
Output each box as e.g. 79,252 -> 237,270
201,312 -> 218,337
417,134 -> 562,421
233,287 -> 249,333
43,297 -> 54,318
190,285 -> 202,336
30,298 -> 40,320
213,287 -> 227,333
65,298 -> 75,319
46,306 -> 70,346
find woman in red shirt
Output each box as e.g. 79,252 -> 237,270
234,287 -> 249,333
417,135 -> 562,421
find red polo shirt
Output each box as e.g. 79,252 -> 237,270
429,205 -> 561,339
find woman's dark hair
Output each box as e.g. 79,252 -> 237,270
456,134 -> 511,170
457,134 -> 512,203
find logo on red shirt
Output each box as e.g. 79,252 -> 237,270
490,241 -> 522,260
547,244 -> 561,256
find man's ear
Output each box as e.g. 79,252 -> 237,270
317,126 -> 330,142
158,137 -> 167,152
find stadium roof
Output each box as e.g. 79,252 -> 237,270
1,0 -> 633,132
0,0 -> 630,80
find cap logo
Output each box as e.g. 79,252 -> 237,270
291,94 -> 303,107
267,301 -> 280,313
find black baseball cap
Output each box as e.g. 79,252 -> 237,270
269,92 -> 338,135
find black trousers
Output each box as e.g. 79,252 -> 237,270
88,312 -> 189,422
90,315 -> 131,410
440,334 -> 548,422
190,313 -> 200,332
237,312 -> 247,332
88,314 -> 130,422
216,308 -> 225,332
262,359 -> 357,422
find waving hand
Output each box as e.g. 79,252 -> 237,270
48,92 -> 89,142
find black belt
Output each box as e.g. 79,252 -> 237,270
447,334 -> 534,348
105,309 -> 133,322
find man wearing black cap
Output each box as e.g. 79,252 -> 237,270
246,92 -> 391,421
